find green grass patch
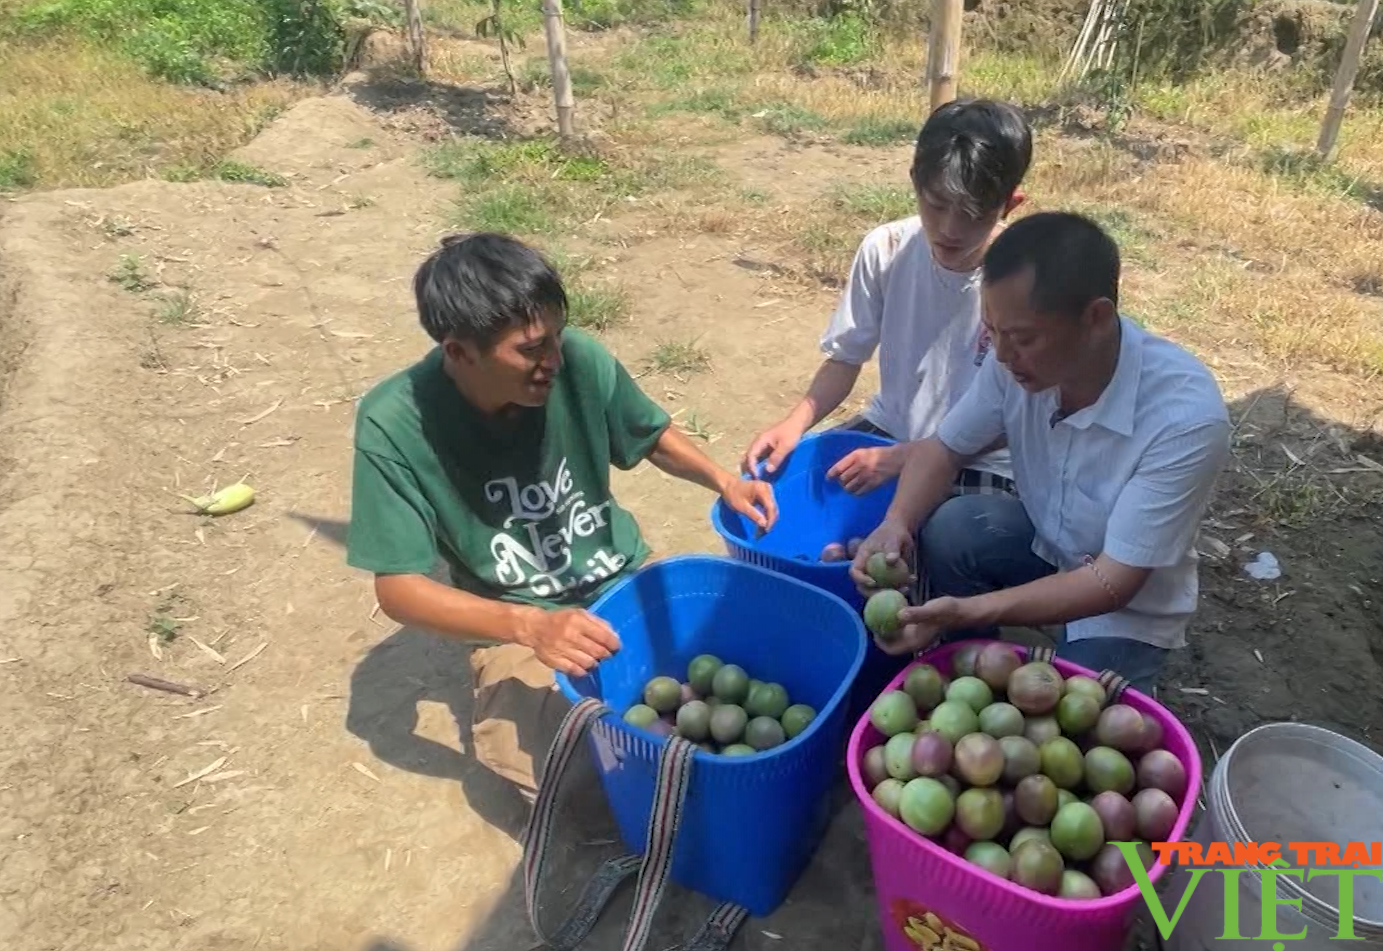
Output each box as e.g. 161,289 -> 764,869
568,285 -> 630,331
843,117 -> 916,146
0,148 -> 37,189
1259,146 -> 1383,209
830,183 -> 915,221
790,14 -> 877,67
456,183 -> 560,234
613,31 -> 754,90
427,136 -> 724,235
518,56 -> 609,95
214,159 -> 287,187
7,0 -> 390,83
755,102 -> 827,137
650,86 -> 745,122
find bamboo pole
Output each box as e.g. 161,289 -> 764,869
402,0 -> 426,75
748,0 -> 761,44
543,0 -> 576,138
1316,0 -> 1380,159
926,0 -> 964,110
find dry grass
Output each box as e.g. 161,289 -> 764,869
0,38 -> 310,189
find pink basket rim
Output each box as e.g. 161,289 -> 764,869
846,638 -> 1203,910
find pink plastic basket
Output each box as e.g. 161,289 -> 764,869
846,640 -> 1203,951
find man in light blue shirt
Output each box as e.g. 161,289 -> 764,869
850,211 -> 1232,693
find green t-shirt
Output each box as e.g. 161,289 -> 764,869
345,328 -> 672,609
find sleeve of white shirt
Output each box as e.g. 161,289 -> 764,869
935,351 -> 1008,456
819,229 -> 887,365
1103,419 -> 1232,569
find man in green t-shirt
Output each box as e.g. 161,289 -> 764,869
347,232 -> 777,798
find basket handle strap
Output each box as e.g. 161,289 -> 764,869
522,698 -> 745,951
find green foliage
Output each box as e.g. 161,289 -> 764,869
792,14 -> 879,67
0,149 -> 37,189
11,0 -> 395,84
1117,0 -> 1244,81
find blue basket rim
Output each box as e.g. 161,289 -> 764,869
554,553 -> 868,765
709,430 -> 894,543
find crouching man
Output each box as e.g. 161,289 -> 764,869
346,233 -> 777,799
851,212 -> 1231,694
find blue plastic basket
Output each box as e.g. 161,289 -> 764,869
709,430 -> 909,723
556,554 -> 867,917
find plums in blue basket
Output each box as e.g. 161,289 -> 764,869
745,716 -> 786,751
745,682 -> 790,720
687,654 -> 723,695
781,703 -> 816,739
676,700 -> 712,742
820,542 -> 849,562
711,664 -> 751,705
710,703 -> 748,745
869,690 -> 919,737
624,704 -> 660,729
899,777 -> 955,835
643,676 -> 683,714
721,743 -> 756,757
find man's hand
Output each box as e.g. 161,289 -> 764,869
878,596 -> 979,655
721,476 -> 779,533
849,517 -> 916,596
828,445 -> 905,495
742,420 -> 804,477
516,607 -> 622,677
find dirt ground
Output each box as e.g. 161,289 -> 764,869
2,67 -> 1382,951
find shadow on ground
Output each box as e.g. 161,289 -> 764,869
345,75 -> 513,138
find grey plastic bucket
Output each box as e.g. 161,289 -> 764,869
1162,722 -> 1383,950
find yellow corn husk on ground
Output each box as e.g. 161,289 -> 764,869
180,482 -> 256,516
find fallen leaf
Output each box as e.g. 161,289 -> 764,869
173,756 -> 228,789
238,399 -> 283,426
352,762 -> 382,783
228,642 -> 267,672
189,636 -> 226,665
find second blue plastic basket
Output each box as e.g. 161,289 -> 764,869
709,430 -> 909,723
556,554 -> 867,917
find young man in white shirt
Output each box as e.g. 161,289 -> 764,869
850,212 -> 1232,693
742,99 -> 1032,498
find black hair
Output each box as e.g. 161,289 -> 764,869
982,211 -> 1121,316
413,232 -> 567,347
910,98 -> 1033,218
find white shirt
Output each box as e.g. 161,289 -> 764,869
936,317 -> 1232,649
820,216 -> 1012,481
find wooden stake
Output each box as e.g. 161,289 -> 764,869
1317,0 -> 1380,159
402,0 -> 426,76
748,0 -> 761,44
926,0 -> 964,110
542,0 -> 576,138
